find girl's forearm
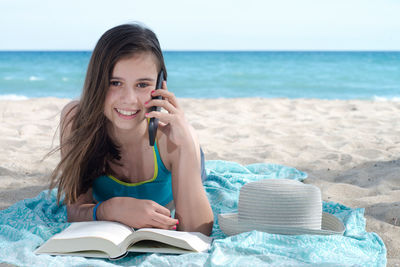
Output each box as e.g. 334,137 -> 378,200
172,143 -> 214,235
67,198 -> 114,222
67,203 -> 96,222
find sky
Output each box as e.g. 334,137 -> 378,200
0,0 -> 399,51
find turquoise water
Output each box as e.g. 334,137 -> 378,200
0,51 -> 399,100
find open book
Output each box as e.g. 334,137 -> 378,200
35,221 -> 213,259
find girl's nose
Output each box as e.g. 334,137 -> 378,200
122,86 -> 138,103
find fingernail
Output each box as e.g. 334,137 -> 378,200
144,101 -> 148,105
145,113 -> 149,117
176,220 -> 179,225
151,90 -> 155,94
173,226 -> 177,230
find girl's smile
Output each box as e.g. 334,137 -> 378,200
115,108 -> 140,119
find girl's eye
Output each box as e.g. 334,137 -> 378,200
137,83 -> 149,88
110,81 -> 121,86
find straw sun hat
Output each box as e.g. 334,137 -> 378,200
218,179 -> 345,236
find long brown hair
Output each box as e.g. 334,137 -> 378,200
49,23 -> 168,205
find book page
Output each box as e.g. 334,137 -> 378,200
36,250 -> 110,258
128,240 -> 193,254
128,228 -> 212,252
53,221 -> 134,246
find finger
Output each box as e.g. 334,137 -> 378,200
152,211 -> 179,227
159,121 -> 168,127
145,99 -> 178,114
144,220 -> 177,230
152,90 -> 179,109
140,223 -> 176,230
145,111 -> 173,125
162,81 -> 168,91
154,203 -> 172,217
148,219 -> 177,230
146,218 -> 167,229
151,88 -> 180,109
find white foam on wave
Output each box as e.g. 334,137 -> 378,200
62,77 -> 69,81
29,76 -> 44,81
0,94 -> 29,100
373,96 -> 400,102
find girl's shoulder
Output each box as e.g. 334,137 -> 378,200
155,128 -> 174,171
156,123 -> 200,172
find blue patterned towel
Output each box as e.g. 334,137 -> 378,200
0,160 -> 386,266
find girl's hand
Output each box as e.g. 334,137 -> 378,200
99,197 -> 178,230
144,81 -> 192,147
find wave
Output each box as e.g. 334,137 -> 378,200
29,76 -> 44,81
373,96 -> 400,102
0,94 -> 29,100
2,76 -> 68,82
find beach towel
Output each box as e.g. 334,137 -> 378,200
0,160 -> 386,266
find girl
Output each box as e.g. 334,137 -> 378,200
50,23 -> 214,235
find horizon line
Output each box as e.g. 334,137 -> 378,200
1,49 -> 400,53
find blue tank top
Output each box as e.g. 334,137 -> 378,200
92,140 -> 173,206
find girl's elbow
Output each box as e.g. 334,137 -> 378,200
197,214 -> 214,236
198,218 -> 214,236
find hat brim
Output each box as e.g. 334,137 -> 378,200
218,212 -> 345,236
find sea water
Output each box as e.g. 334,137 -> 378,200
0,51 -> 399,100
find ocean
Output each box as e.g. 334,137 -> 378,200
0,51 -> 399,100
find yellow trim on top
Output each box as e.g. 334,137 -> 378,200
107,145 -> 158,187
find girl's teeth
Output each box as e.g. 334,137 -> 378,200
116,108 -> 138,116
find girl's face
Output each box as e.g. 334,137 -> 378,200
104,52 -> 159,131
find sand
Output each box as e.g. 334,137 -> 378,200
0,97 -> 399,265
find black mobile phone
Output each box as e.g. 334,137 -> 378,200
148,70 -> 165,146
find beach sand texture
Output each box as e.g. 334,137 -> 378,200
0,98 -> 399,265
